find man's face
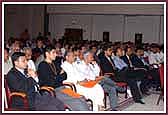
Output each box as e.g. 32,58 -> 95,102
127,48 -> 133,56
74,50 -> 80,57
66,52 -> 75,63
55,47 -> 61,56
37,40 -> 43,48
13,44 -> 20,52
152,48 -> 158,53
25,49 -> 32,60
4,49 -> 9,61
81,46 -> 86,53
116,48 -> 123,57
140,50 -> 144,56
136,49 -> 144,57
15,56 -> 28,69
49,49 -> 57,61
87,53 -> 94,63
92,47 -> 97,53
79,51 -> 84,60
106,48 -> 113,56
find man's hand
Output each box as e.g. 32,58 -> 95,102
27,69 -> 37,78
77,79 -> 88,85
104,72 -> 115,76
95,76 -> 104,81
60,69 -> 65,74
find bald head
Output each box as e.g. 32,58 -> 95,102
65,51 -> 75,64
83,51 -> 94,63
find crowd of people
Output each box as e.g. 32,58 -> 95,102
4,31 -> 164,111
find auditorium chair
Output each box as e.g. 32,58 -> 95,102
4,75 -> 71,111
103,72 -> 128,109
156,63 -> 164,105
63,82 -> 93,110
4,76 -> 29,110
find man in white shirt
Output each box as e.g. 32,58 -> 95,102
61,51 -> 104,111
73,50 -> 123,111
148,44 -> 163,66
4,48 -> 13,75
23,47 -> 39,82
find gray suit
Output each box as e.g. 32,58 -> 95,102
55,86 -> 91,111
99,77 -> 124,109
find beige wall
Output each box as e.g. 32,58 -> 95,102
5,4 -> 164,44
5,5 -> 45,41
47,4 -> 164,15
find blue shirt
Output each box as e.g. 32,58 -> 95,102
112,56 -> 128,70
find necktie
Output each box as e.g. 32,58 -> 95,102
107,56 -> 116,70
24,69 -> 39,92
24,69 -> 29,78
127,56 -> 133,67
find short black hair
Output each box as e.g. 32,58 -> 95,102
44,45 -> 55,58
102,45 -> 111,51
72,46 -> 80,52
4,47 -> 9,53
135,47 -> 144,52
113,47 -> 121,56
11,52 -> 25,66
124,46 -> 132,53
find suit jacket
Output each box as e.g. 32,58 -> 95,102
6,67 -> 65,111
130,54 -> 146,68
121,55 -> 131,68
38,61 -> 67,89
99,55 -> 115,74
7,67 -> 37,109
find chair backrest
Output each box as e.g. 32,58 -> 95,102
159,64 -> 164,89
4,76 -> 11,108
4,75 -> 29,110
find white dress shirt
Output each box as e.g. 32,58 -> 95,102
61,61 -> 84,83
148,52 -> 163,65
4,57 -> 13,75
63,60 -> 104,111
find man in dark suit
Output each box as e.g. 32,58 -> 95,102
121,47 -> 134,68
99,45 -> 145,104
117,47 -> 150,95
129,47 -> 160,90
7,52 -> 65,110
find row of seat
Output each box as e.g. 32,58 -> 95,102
3,63 -> 164,111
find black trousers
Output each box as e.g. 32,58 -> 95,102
12,92 -> 65,111
127,69 -> 150,93
111,69 -> 142,101
148,68 -> 161,87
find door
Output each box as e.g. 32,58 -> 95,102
64,28 -> 83,43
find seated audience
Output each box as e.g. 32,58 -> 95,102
6,52 -> 65,110
32,38 -> 45,62
99,45 -> 145,104
115,47 -> 149,95
4,47 -> 13,75
4,30 -> 164,111
72,51 -> 104,111
23,47 -> 36,71
38,45 -> 90,111
131,47 -> 161,90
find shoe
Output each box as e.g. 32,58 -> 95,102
142,91 -> 150,96
127,89 -> 133,97
156,87 -> 161,91
109,108 -> 118,111
135,100 -> 145,104
116,86 -> 126,93
111,109 -> 118,111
